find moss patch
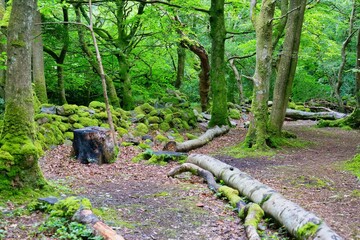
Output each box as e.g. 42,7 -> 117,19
344,154 -> 360,178
296,222 -> 320,239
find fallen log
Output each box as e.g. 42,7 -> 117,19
163,125 -> 230,152
285,108 -> 346,120
168,164 -> 262,240
187,154 -> 342,240
73,209 -> 125,240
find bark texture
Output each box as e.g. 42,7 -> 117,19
32,10 -> 48,103
229,59 -> 244,105
163,125 -> 230,152
187,154 -> 342,240
0,0 -> 47,190
245,0 -> 276,149
209,0 -> 230,127
0,0 -> 6,99
175,44 -> 185,89
269,0 -> 306,134
73,127 -> 116,164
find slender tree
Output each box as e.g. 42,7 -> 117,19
175,44 -> 185,89
0,0 -> 6,99
269,0 -> 306,135
243,0 -> 276,149
32,10 -> 48,103
208,0 -> 230,127
0,0 -> 46,190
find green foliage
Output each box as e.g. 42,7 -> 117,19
344,154 -> 360,178
50,197 -> 92,218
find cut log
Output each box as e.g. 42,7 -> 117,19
163,125 -> 230,152
73,209 -> 124,240
73,127 -> 116,164
285,108 -> 346,120
187,154 -> 342,240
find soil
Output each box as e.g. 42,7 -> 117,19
1,120 -> 359,240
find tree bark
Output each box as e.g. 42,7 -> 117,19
187,154 -> 342,240
163,125 -> 230,152
175,44 -> 185,89
269,0 -> 306,134
208,0 -> 230,127
244,0 -> 276,149
32,10 -> 48,104
0,0 -> 47,190
0,0 -> 6,99
229,59 -> 244,105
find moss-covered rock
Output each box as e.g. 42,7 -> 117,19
78,117 -> 99,127
140,103 -> 155,114
148,116 -> 160,124
64,132 -> 74,140
117,127 -> 128,136
50,197 -> 92,218
68,114 -> 80,124
159,122 -> 170,132
149,124 -> 159,130
89,101 -> 106,112
229,109 -> 241,119
155,134 -> 168,143
56,104 -> 79,116
134,123 -> 149,136
73,123 -> 85,129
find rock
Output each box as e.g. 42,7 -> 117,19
201,113 -> 211,120
38,196 -> 59,205
142,135 -> 154,141
40,105 -> 56,114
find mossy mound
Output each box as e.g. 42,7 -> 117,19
317,108 -> 360,129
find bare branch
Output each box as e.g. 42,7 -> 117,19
227,52 -> 256,62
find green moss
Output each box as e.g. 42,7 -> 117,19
138,143 -> 151,150
140,103 -> 155,114
149,124 -> 159,130
155,134 -> 168,143
51,197 -> 92,218
117,127 -> 128,136
296,222 -> 320,239
170,132 -> 184,143
131,152 -> 146,162
218,186 -> 242,207
344,154 -> 360,178
61,104 -> 79,116
229,109 -> 241,119
64,132 -> 74,140
243,203 -> 264,227
73,123 -> 85,129
68,114 -> 79,123
159,122 -> 170,132
185,133 -> 198,140
164,114 -> 173,123
94,112 -> 108,120
100,123 -> 110,129
11,40 -> 25,47
78,117 -> 99,127
58,123 -> 71,133
134,123 -> 149,136
89,101 -> 106,111
148,116 -> 160,124
121,142 -> 134,147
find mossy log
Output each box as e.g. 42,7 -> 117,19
73,209 -> 124,240
187,154 -> 342,240
163,125 -> 230,152
73,127 -> 116,164
168,164 -> 262,240
285,109 -> 346,120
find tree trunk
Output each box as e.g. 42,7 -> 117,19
175,44 -> 185,89
179,37 -> 210,112
187,154 -> 342,239
334,0 -> 356,112
163,125 -> 230,152
209,0 -> 230,127
74,4 -> 120,108
73,127 -> 116,164
244,0 -> 276,149
0,0 -> 6,99
356,21 -> 360,108
269,0 -> 306,135
0,0 -> 47,190
229,59 -> 244,105
272,0 -> 289,50
32,10 -> 48,104
117,54 -> 134,110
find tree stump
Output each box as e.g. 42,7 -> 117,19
73,127 -> 116,164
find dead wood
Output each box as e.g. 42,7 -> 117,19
163,125 -> 230,152
187,154 -> 342,240
73,209 -> 125,240
285,108 -> 346,120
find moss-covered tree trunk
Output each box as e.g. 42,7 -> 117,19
117,54 -> 133,110
269,0 -> 306,135
0,0 -> 46,190
175,44 -> 185,89
74,4 -> 120,108
244,0 -> 276,149
0,0 -> 6,99
32,10 -> 48,104
208,0 -> 230,127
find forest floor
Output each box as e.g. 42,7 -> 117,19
1,120 -> 360,240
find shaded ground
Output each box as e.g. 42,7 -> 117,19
1,121 -> 359,239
